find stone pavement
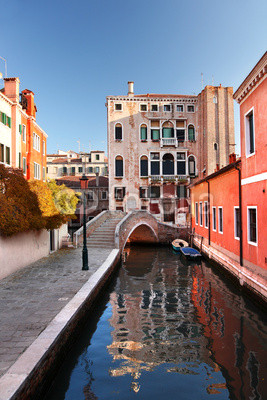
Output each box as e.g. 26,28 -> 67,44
0,247 -> 112,378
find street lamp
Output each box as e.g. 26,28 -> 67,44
80,174 -> 89,270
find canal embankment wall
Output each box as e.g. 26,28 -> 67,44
193,234 -> 267,303
0,249 -> 121,400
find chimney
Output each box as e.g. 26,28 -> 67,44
4,78 -> 20,103
21,89 -> 36,117
95,172 -> 99,187
229,153 -> 236,163
128,81 -> 134,97
216,164 -> 220,171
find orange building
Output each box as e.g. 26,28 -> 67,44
0,78 -> 47,180
190,52 -> 267,300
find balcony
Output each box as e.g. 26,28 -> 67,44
149,175 -> 190,184
160,138 -> 177,147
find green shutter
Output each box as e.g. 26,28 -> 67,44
162,128 -> 173,138
188,127 -> 195,141
141,127 -> 147,140
7,117 -> 11,128
19,124 -> 22,134
151,129 -> 160,140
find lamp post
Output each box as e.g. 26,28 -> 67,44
80,174 -> 89,270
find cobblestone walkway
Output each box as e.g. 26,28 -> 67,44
0,247 -> 112,377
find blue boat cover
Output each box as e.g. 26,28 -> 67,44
180,247 -> 201,257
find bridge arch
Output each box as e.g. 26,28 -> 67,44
115,211 -> 159,251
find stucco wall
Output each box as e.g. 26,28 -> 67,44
0,224 -> 68,280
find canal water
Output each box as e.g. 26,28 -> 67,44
45,246 -> 267,400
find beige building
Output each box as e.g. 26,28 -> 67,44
106,82 -> 235,224
46,150 -> 108,179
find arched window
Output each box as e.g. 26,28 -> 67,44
188,155 -> 196,176
115,156 -> 123,177
162,121 -> 174,138
140,124 -> 147,141
163,153 -> 174,175
214,143 -> 218,151
140,156 -> 148,177
188,125 -> 195,141
115,123 -> 122,140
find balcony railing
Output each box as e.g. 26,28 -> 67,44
149,175 -> 190,184
160,138 -> 177,147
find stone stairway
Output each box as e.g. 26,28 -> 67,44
86,216 -> 124,248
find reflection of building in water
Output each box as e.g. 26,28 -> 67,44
191,264 -> 267,400
107,247 -> 212,384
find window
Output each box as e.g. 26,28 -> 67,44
212,207 -> 216,231
188,125 -> 195,141
151,129 -> 160,141
140,104 -> 147,111
34,162 -> 40,179
140,124 -> 147,141
139,187 -> 148,198
18,152 -> 21,169
33,132 -> 40,151
1,112 -> 7,125
164,104 -> 171,112
43,140 -> 45,156
163,153 -> 174,175
0,143 -> 4,163
234,207 -> 240,240
199,202 -> 203,226
218,207 -> 223,233
177,152 -> 186,175
115,123 -> 122,140
115,156 -> 123,177
177,129 -> 185,142
151,104 -> 158,112
177,185 -> 187,198
115,103 -> 122,111
95,154 -> 100,160
23,157 -> 26,175
22,125 -> 26,142
195,202 -> 198,225
43,167 -> 45,181
188,155 -> 196,176
101,191 -> 107,200
214,143 -> 218,151
115,187 -> 125,199
71,167 -> 75,175
87,191 -> 94,200
162,127 -> 174,138
187,105 -> 195,112
88,166 -> 93,173
248,207 -> 257,245
177,105 -> 184,112
6,147 -> 10,165
150,152 -> 160,176
204,201 -> 208,228
95,167 -> 100,173
78,167 -> 83,173
245,109 -> 255,156
140,156 -> 148,177
149,186 -> 160,198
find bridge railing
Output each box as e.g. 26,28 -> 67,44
74,210 -> 124,247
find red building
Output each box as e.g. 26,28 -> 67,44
0,78 -> 47,180
190,52 -> 267,300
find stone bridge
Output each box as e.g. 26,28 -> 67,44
74,210 -> 189,252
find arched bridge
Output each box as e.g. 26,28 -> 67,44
74,210 -> 189,252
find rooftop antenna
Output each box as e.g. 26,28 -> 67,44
77,139 -> 80,153
201,73 -> 204,90
0,56 -> 7,78
88,140 -> 91,154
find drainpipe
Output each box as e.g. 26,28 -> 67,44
207,180 -> 211,246
234,165 -> 243,266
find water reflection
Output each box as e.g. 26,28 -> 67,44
45,246 -> 267,400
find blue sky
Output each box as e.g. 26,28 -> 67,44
1,0 -> 266,155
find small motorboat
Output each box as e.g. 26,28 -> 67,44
172,239 -> 189,252
180,247 -> 202,259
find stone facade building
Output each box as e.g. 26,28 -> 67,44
47,150 -> 108,179
106,82 -> 235,224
